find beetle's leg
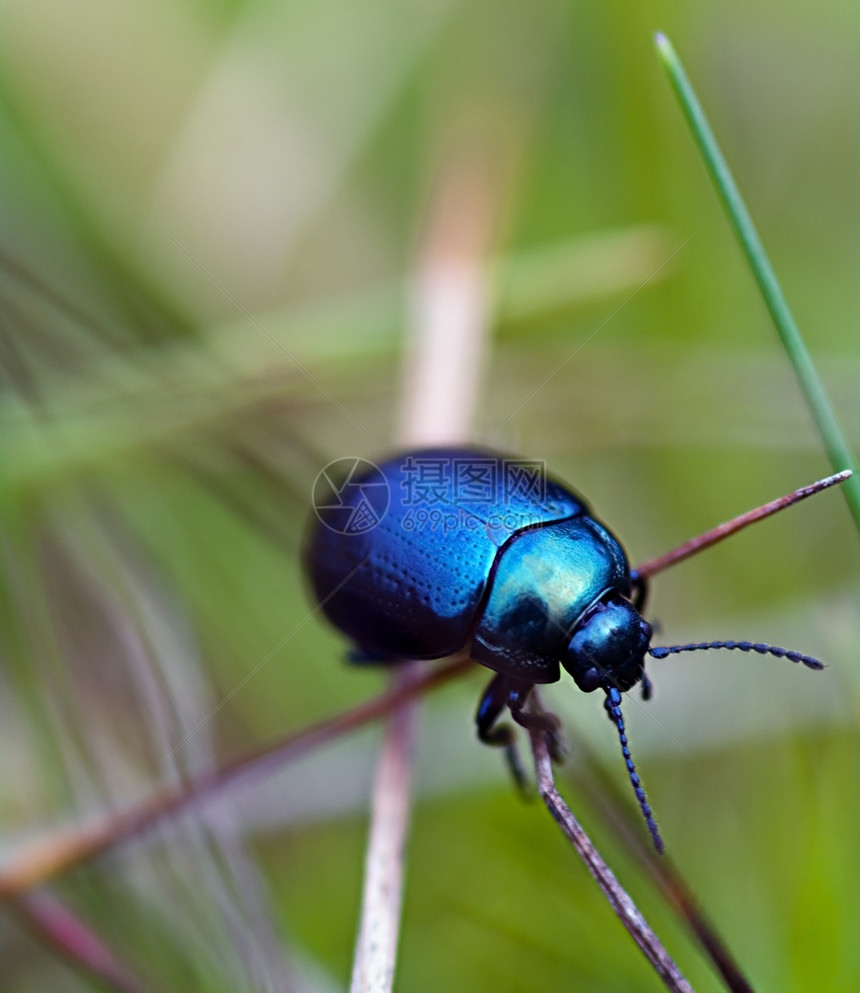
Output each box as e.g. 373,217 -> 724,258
629,572 -> 655,701
629,570 -> 649,613
507,681 -> 565,762
640,672 -> 653,701
475,674 -> 529,793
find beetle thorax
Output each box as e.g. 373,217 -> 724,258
470,516 -> 632,684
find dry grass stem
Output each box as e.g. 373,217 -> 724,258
13,891 -> 152,993
0,658 -> 473,899
349,665 -> 422,993
350,151 -> 500,992
637,470 -> 851,579
529,715 -> 694,993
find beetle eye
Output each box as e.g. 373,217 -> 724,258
579,666 -> 602,692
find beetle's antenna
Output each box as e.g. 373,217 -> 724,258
603,687 -> 664,854
649,640 -> 824,670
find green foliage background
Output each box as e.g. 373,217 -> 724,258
0,0 -> 857,990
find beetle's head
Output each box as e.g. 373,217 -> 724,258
563,592 -> 652,693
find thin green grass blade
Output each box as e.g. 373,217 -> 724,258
654,32 -> 860,534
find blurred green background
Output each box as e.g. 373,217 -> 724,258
0,0 -> 857,990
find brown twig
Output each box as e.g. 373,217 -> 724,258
0,657 -> 473,900
562,738 -> 754,992
13,891 -> 153,993
528,701 -> 694,993
637,469 -> 851,579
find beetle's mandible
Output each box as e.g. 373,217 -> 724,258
305,447 -> 825,852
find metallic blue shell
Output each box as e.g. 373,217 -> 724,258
471,517 -> 631,683
305,447 -> 588,660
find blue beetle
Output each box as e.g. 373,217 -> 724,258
305,447 -> 824,852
